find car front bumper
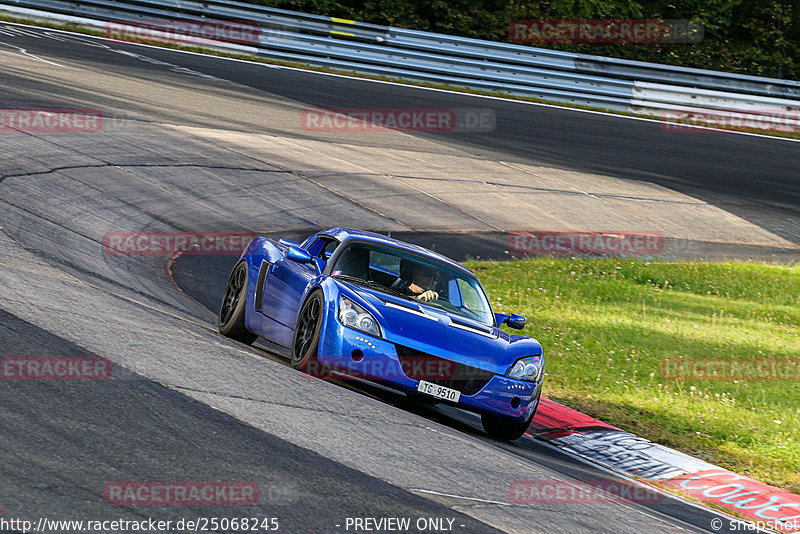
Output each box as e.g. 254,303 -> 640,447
318,312 -> 542,422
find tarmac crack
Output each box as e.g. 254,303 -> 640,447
0,163 -> 291,184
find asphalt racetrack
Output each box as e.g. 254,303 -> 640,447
0,23 -> 797,533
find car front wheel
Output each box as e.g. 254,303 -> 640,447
291,289 -> 328,378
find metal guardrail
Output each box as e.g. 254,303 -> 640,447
2,0 -> 800,120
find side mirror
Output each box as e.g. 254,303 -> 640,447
507,314 -> 526,330
496,313 -> 526,330
287,246 -> 313,263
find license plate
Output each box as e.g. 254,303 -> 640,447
417,380 -> 461,403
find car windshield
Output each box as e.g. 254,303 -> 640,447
330,243 -> 494,326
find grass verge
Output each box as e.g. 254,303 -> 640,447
467,256 -> 800,493
1,13 -> 799,140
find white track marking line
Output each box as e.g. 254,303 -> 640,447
0,40 -> 62,65
41,31 -> 68,41
408,488 -> 510,506
11,27 -> 44,38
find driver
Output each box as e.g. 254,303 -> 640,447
393,261 -> 440,302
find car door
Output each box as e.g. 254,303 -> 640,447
260,236 -> 339,329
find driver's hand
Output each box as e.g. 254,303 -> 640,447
416,290 -> 439,302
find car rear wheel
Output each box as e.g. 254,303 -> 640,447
481,390 -> 540,440
291,289 -> 328,378
218,261 -> 258,345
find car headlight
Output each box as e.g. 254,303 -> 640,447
339,296 -> 382,338
507,355 -> 544,382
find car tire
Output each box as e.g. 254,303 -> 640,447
291,289 -> 328,378
481,390 -> 541,440
218,260 -> 258,345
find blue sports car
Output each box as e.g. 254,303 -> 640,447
218,228 -> 544,440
